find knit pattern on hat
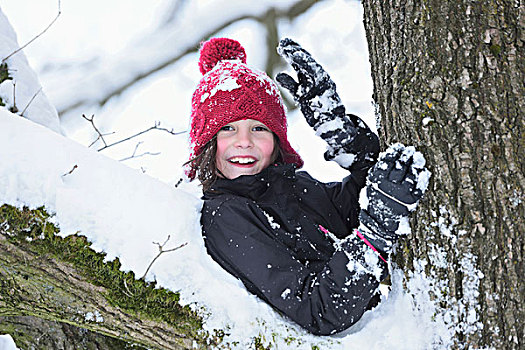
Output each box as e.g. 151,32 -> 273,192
187,38 -> 303,179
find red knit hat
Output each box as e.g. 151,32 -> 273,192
187,37 -> 303,179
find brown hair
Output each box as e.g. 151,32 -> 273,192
185,136 -> 219,192
187,134 -> 286,192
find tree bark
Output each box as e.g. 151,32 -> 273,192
0,205 -> 209,350
362,0 -> 524,348
0,316 -> 145,350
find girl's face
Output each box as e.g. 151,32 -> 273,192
216,119 -> 276,179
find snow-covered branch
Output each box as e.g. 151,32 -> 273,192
43,0 -> 317,119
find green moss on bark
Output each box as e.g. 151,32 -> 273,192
0,62 -> 12,107
0,62 -> 11,84
0,204 -> 212,349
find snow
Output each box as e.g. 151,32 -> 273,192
509,190 -> 522,207
357,248 -> 384,281
262,209 -> 281,229
85,311 -> 104,323
428,243 -> 449,269
314,118 -> 345,135
0,335 -> 19,350
0,1 -> 467,348
395,216 -> 411,235
0,8 -> 61,134
0,91 -> 454,350
4,0 -> 301,121
332,153 -> 357,169
422,116 -> 434,126
431,206 -> 458,244
197,61 -> 281,107
203,75 -> 241,102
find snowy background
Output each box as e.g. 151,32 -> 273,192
0,0 -> 452,349
1,0 -> 377,184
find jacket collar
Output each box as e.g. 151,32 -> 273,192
204,163 -> 296,200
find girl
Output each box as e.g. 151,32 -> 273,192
186,38 -> 430,335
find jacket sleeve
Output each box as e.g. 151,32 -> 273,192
298,169 -> 368,237
202,197 -> 386,336
309,115 -> 379,236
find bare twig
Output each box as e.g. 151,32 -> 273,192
141,235 -> 187,280
122,279 -> 134,297
81,114 -> 114,148
61,164 -> 78,177
122,151 -> 160,161
119,141 -> 161,162
10,82 -> 18,113
88,132 -> 115,148
20,87 -> 43,117
97,121 -> 186,152
81,114 -> 185,151
174,178 -> 184,188
2,1 -> 62,64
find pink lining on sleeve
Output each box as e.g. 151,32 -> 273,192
318,225 -> 387,263
354,229 -> 388,263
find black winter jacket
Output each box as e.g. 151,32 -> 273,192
201,164 -> 388,335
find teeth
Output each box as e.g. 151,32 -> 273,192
229,157 -> 255,164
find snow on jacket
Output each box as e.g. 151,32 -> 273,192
201,164 -> 388,335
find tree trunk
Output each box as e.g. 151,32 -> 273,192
0,205 -> 212,349
362,1 -> 524,348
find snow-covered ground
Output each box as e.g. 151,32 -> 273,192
0,1 -> 454,349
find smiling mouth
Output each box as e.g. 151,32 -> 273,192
228,156 -> 257,165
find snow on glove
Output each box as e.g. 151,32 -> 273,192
358,143 -> 431,254
276,38 -> 379,171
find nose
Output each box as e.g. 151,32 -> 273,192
234,127 -> 254,148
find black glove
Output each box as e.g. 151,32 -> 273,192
276,38 -> 379,172
358,143 -> 431,254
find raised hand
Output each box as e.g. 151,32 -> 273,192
276,38 -> 345,128
276,38 -> 379,172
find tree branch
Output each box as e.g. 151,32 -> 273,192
2,1 -> 62,64
61,164 -> 78,177
53,0 -> 319,117
141,235 -> 187,280
96,121 -> 185,152
119,142 -> 161,162
81,114 -> 185,152
20,87 -> 43,117
81,114 -> 113,148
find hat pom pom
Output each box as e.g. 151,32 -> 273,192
198,38 -> 247,75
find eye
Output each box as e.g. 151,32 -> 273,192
253,125 -> 270,132
220,125 -> 234,132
